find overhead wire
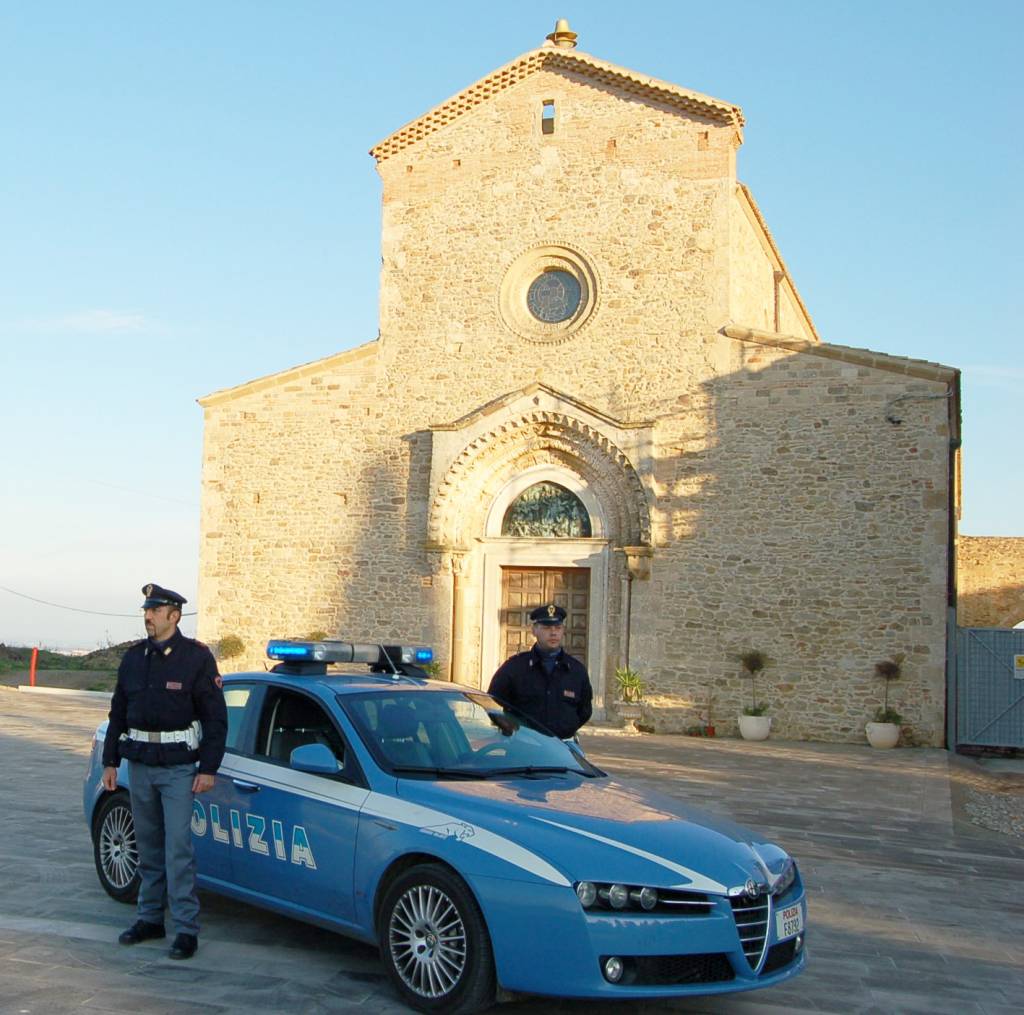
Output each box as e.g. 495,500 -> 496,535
0,585 -> 197,618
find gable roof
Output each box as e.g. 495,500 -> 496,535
370,44 -> 744,163
721,324 -> 959,385
198,340 -> 378,408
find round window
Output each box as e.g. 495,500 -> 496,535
497,243 -> 599,344
526,270 -> 582,323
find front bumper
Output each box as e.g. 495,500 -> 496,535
470,874 -> 806,999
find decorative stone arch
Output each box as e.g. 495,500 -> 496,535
427,411 -> 651,552
485,466 -> 603,539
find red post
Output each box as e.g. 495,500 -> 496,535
29,647 -> 38,687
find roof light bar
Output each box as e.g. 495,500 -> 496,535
266,640 -> 433,668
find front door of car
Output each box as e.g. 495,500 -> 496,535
217,686 -> 368,928
191,682 -> 262,886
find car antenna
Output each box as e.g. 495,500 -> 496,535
378,644 -> 401,679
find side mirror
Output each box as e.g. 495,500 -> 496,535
290,742 -> 341,775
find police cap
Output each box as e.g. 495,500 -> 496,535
530,603 -> 566,626
141,583 -> 187,610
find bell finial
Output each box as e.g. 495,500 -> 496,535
546,18 -> 578,49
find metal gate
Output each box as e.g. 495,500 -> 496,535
952,627 -> 1024,749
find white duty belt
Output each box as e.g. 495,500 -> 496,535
121,720 -> 201,750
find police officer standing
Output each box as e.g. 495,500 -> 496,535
101,583 -> 227,960
488,603 -> 593,741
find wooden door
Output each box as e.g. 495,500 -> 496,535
500,566 -> 589,663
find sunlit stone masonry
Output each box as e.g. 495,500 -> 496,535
198,21 -> 960,744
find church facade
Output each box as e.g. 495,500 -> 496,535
198,23 -> 960,744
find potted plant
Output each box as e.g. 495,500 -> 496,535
736,649 -> 772,741
866,654 -> 904,748
614,666 -> 645,726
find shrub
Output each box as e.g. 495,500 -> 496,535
735,650 -> 772,714
873,653 -> 905,720
215,635 -> 245,661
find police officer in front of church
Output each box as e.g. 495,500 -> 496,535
101,583 -> 227,960
488,603 -> 593,742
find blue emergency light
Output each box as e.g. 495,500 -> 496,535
266,639 -> 433,672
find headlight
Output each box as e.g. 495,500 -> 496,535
634,887 -> 658,910
576,881 -> 598,907
573,882 -> 698,914
772,858 -> 797,897
607,884 -> 630,909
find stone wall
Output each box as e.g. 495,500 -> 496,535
197,57 -> 956,745
957,536 -> 1024,627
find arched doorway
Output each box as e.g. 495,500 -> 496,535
479,466 -> 609,708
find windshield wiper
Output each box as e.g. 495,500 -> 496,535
481,765 -> 577,778
389,765 -> 488,780
487,764 -> 604,779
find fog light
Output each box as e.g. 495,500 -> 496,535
794,932 -> 804,954
576,881 -> 597,908
603,956 -> 624,983
635,887 -> 658,911
608,884 -> 629,909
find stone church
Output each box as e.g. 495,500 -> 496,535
198,21 -> 961,744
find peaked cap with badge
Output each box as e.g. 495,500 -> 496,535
530,603 -> 567,625
141,583 -> 187,609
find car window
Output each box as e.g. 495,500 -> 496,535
343,689 -> 598,776
255,689 -> 347,770
224,685 -> 255,752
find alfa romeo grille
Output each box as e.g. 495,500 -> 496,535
730,894 -> 770,970
652,889 -> 714,916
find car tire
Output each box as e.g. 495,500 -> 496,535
378,863 -> 496,1014
92,793 -> 140,903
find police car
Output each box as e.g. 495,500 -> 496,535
84,639 -> 806,1013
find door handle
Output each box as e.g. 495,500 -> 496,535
232,779 -> 261,792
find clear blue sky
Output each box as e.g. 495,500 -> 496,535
1,1 -> 1021,649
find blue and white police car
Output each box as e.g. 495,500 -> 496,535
85,639 -> 806,1013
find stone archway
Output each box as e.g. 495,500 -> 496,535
427,410 -> 651,551
426,411 -> 651,699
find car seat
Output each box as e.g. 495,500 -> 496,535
377,702 -> 433,767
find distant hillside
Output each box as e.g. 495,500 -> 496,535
0,642 -> 134,673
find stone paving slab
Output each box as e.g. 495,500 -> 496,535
1,687 -> 1022,1014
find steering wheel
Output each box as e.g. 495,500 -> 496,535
474,742 -> 512,759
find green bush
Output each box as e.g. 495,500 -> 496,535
216,635 -> 245,661
873,706 -> 904,724
873,653 -> 905,719
735,650 -> 772,715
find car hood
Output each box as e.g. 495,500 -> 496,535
396,774 -> 788,894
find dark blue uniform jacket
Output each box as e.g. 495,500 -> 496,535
103,630 -> 228,774
488,645 -> 593,740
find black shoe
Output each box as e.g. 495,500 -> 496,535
169,932 -> 198,960
118,920 -> 166,946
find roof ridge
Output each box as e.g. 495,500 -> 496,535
721,325 -> 959,383
198,340 -> 378,407
370,46 -> 743,163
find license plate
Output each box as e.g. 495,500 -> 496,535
776,902 -> 804,940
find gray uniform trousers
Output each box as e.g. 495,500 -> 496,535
128,761 -> 200,936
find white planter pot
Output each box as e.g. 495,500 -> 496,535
617,702 -> 643,723
865,722 -> 900,749
738,714 -> 771,741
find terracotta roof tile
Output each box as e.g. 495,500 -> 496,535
370,47 -> 743,162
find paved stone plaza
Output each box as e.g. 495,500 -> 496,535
1,686 -> 1021,1014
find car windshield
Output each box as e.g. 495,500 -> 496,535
341,689 -> 600,778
